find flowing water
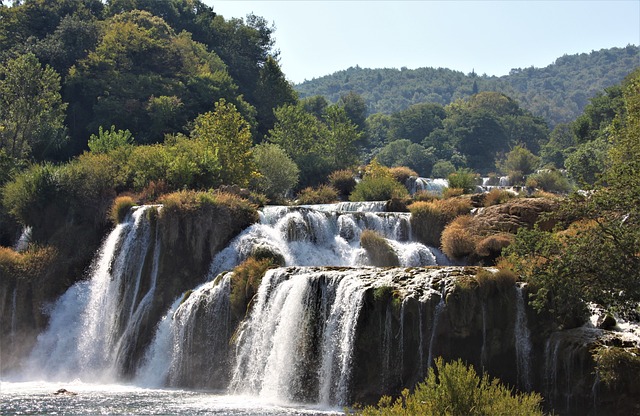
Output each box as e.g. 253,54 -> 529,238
514,285 -> 533,391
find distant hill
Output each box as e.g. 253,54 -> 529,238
294,45 -> 639,127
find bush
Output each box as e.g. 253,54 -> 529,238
525,169 -> 571,194
352,357 -> 543,416
159,190 -> 258,226
388,166 -> 418,186
447,168 -> 478,194
431,159 -> 456,178
110,196 -> 135,224
441,215 -> 476,259
360,230 -> 399,267
350,175 -> 409,201
475,233 -> 514,259
230,257 -> 274,318
251,143 -> 299,202
442,187 -> 463,199
594,346 -> 640,390
296,185 -> 339,205
412,190 -> 439,202
409,198 -> 472,247
329,169 -> 357,198
484,188 -> 515,207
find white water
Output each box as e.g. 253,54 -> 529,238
208,205 -> 438,277
0,381 -> 339,415
230,268 -> 366,406
514,285 -> 533,391
426,283 -> 446,370
136,274 -> 232,388
25,206 -> 160,382
406,177 -> 448,195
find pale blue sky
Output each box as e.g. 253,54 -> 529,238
206,1 -> 640,84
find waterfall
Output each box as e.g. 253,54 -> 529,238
426,283 -> 446,370
136,274 -> 232,389
10,287 -> 17,345
481,300 -> 488,370
406,176 -> 448,195
230,268 -> 366,406
514,285 -> 533,391
13,226 -> 31,252
208,205 -> 438,277
380,304 -> 393,389
26,206 -> 160,381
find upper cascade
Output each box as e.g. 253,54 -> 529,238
208,205 -> 442,277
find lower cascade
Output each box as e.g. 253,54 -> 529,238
3,202 -> 637,415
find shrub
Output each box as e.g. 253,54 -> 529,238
441,215 -> 476,259
230,257 -> 274,318
110,196 -> 135,224
388,166 -> 418,186
251,143 -> 299,202
328,169 -> 357,198
296,185 -> 339,205
431,159 -> 456,178
484,188 -> 515,207
409,198 -> 472,247
594,346 -> 640,390
350,175 -> 409,201
475,233 -> 514,259
352,357 -> 543,416
88,125 -> 134,154
412,190 -> 439,202
360,230 -> 399,267
442,187 -> 463,199
526,169 -> 572,194
447,168 -> 478,194
159,190 -> 258,225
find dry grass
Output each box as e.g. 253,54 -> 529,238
328,169 -> 357,197
0,245 -> 57,279
443,187 -> 464,199
441,215 -> 476,259
389,166 -> 418,185
413,190 -> 440,202
296,185 -> 339,205
230,257 -> 274,318
409,198 -> 472,247
475,233 -> 514,258
484,189 -> 515,207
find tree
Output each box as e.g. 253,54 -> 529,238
496,145 -> 540,177
376,139 -> 434,176
564,137 -> 609,186
0,53 -> 67,160
251,143 -> 299,201
190,99 -> 254,187
254,55 -> 298,140
389,102 -> 446,144
323,105 -> 361,171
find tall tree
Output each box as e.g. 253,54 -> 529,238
0,53 -> 67,160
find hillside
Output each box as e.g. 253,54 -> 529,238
295,45 -> 639,126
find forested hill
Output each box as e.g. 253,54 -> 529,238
295,45 -> 639,126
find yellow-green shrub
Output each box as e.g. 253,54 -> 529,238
110,196 -> 136,224
441,215 -> 476,259
296,185 -> 339,205
360,229 -> 399,267
351,357 -> 543,416
409,198 -> 472,247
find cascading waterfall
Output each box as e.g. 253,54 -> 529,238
208,205 -> 438,277
481,301 -> 488,370
405,177 -> 448,195
230,268 -> 366,406
426,284 -> 446,370
514,285 -> 533,391
26,206 -> 160,381
380,304 -> 393,389
136,274 -> 232,389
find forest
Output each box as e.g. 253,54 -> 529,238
0,1 -> 639,413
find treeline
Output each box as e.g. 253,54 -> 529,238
295,45 -> 639,127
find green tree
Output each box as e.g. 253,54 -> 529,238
251,143 -> 299,202
88,125 -> 134,154
0,53 -> 67,160
496,145 -> 541,177
190,99 -> 255,187
389,102 -> 446,144
376,139 -> 434,176
254,55 -> 298,140
323,105 -> 361,171
564,137 -> 610,186
541,123 -> 577,168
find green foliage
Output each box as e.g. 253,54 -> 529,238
351,357 -> 543,416
88,125 -> 134,154
388,102 -> 446,144
594,346 -> 640,390
349,161 -> 408,202
564,137 -> 610,187
251,143 -> 299,202
496,145 -> 540,177
296,185 -> 339,205
525,169 -> 572,194
360,230 -> 399,267
447,168 -> 477,194
0,53 -> 67,160
297,46 -> 639,128
190,99 -> 255,187
431,160 -> 456,178
376,139 -> 435,176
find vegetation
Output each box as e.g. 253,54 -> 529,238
350,160 -> 408,202
297,46 -> 639,128
360,230 -> 399,267
409,198 -> 472,247
230,257 -> 275,319
350,357 -> 543,416
251,143 -> 299,202
503,69 -> 640,324
296,185 -> 339,205
110,196 -> 135,224
328,169 -> 357,199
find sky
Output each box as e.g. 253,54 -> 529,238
205,1 -> 640,84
